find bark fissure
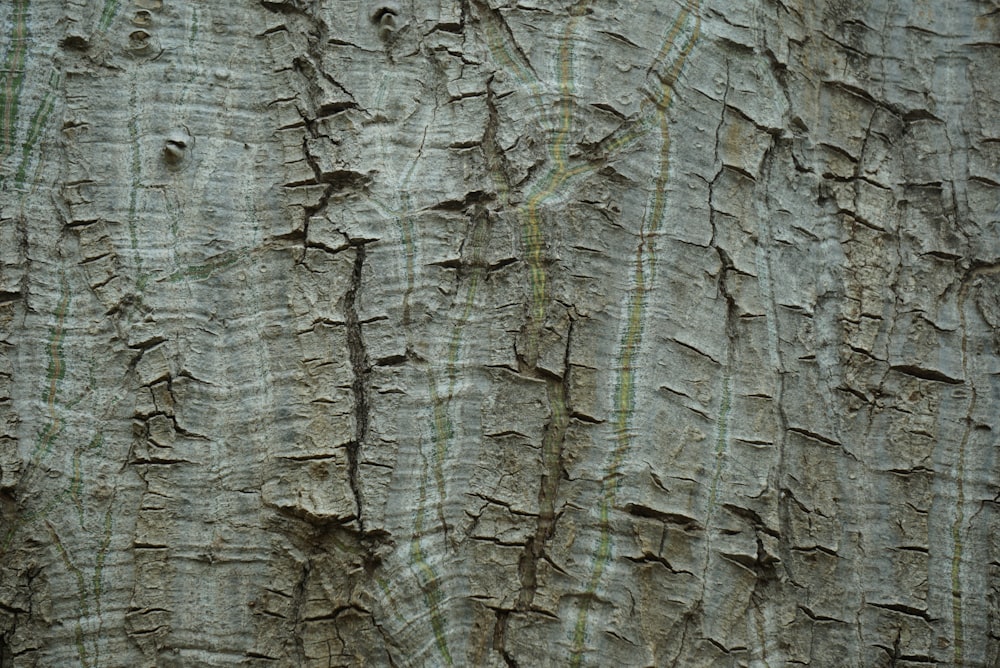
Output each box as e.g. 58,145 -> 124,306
516,317 -> 573,609
344,243 -> 371,533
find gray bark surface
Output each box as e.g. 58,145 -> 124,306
1,0 -> 998,666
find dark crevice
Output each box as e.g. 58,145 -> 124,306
865,601 -> 933,622
786,426 -> 842,446
344,243 -> 371,534
515,318 -> 573,609
428,189 -> 492,211
245,652 -> 279,661
128,457 -> 193,466
797,605 -> 846,623
569,410 -> 603,424
488,257 -> 519,272
888,364 -> 963,385
260,0 -> 305,15
624,552 -> 693,575
886,628 -> 903,667
127,336 -> 166,352
722,503 -> 780,538
279,452 -> 340,462
302,603 -> 370,623
492,609 -> 519,667
623,503 -> 702,530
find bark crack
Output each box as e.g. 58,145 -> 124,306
344,243 -> 372,534
516,317 -> 573,609
490,608 -> 519,667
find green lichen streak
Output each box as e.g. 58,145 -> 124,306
570,4 -> 701,663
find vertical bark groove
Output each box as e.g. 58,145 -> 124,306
344,242 -> 371,532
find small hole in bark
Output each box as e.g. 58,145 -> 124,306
163,129 -> 193,166
129,30 -> 152,52
371,3 -> 401,39
132,10 -> 153,26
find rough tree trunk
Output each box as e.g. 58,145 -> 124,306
1,0 -> 998,666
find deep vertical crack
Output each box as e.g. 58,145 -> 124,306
492,609 -> 519,667
344,243 -> 371,532
290,561 -> 310,666
751,126 -> 797,589
516,318 -> 573,609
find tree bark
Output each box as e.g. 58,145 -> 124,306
1,0 -> 999,666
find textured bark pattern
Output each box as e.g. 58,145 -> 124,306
1,0 -> 999,666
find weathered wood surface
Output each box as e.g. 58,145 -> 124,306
1,1 -> 999,666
